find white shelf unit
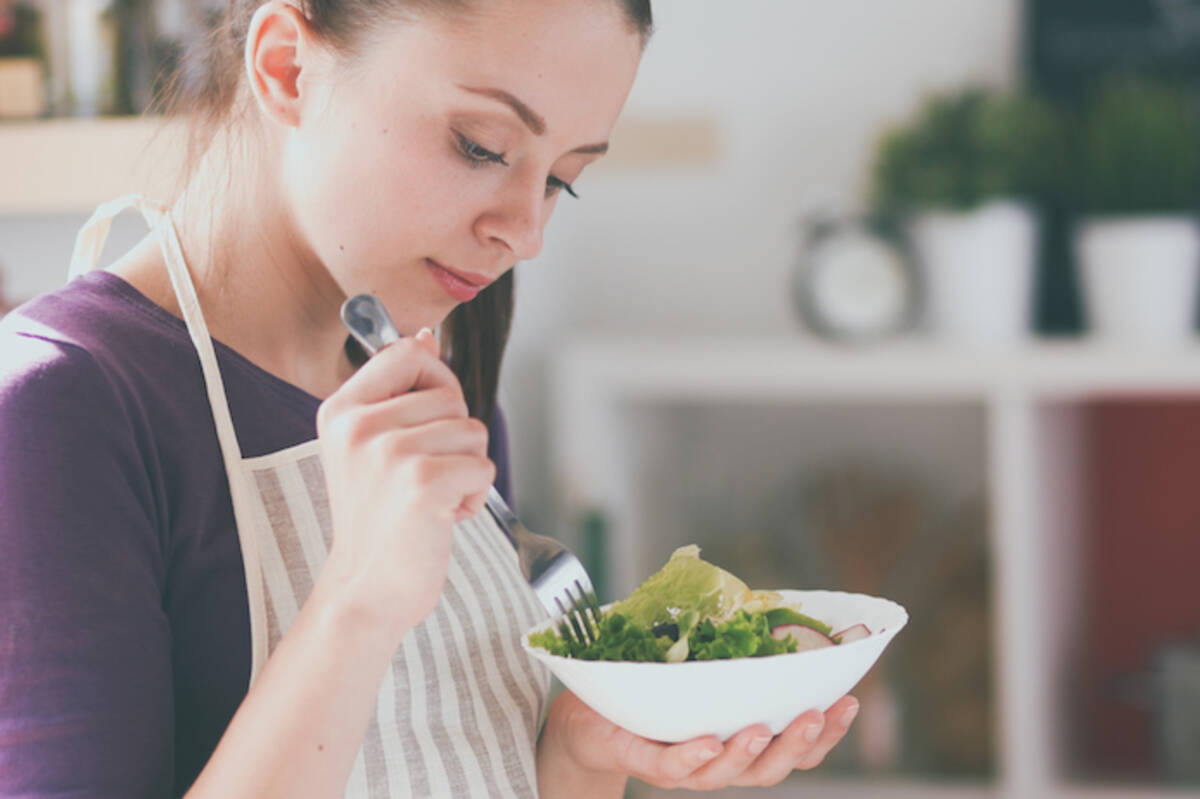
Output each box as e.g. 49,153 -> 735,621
550,336 -> 1200,799
0,114 -> 715,215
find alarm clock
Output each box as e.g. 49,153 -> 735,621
791,215 -> 919,343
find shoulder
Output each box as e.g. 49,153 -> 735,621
0,285 -> 162,502
0,274 -> 191,527
1,273 -> 168,422
4,269 -> 181,370
0,312 -> 119,422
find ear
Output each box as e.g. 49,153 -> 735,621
244,1 -> 315,127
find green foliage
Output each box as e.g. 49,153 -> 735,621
688,611 -> 797,661
1074,75 -> 1200,215
529,613 -> 673,662
870,87 -> 1065,213
529,610 -> 800,663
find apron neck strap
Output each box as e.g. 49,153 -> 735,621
69,194 -> 162,279
69,194 -> 247,465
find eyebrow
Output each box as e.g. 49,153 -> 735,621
458,84 -> 610,156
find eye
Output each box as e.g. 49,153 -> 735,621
546,175 -> 579,199
455,132 -> 508,166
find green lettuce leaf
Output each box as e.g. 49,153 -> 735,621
529,612 -> 673,662
529,609 -> 798,663
688,610 -> 797,661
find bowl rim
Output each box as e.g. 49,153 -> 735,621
521,589 -> 909,668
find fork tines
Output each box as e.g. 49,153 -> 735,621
555,580 -> 603,646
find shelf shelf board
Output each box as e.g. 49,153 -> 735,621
556,336 -> 1200,401
0,114 -> 717,215
0,116 -> 183,214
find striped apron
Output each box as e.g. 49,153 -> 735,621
70,196 -> 552,798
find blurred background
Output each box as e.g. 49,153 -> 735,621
3,1 -> 1200,797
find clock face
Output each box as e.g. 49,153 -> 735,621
796,223 -> 916,341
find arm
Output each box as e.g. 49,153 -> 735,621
0,337 -> 175,797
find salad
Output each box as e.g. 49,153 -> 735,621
528,545 -> 872,663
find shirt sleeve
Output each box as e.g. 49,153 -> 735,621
0,332 -> 175,798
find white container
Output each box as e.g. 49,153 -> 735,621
909,200 -> 1038,347
1075,216 -> 1200,345
523,590 -> 908,743
0,58 -> 46,118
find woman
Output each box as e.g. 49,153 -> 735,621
0,1 -> 859,796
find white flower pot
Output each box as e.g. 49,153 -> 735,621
1074,216 -> 1200,345
909,200 -> 1038,346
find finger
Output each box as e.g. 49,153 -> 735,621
414,327 -> 440,357
731,710 -> 825,786
454,486 -> 492,522
332,337 -> 460,408
397,453 -> 496,516
678,724 -> 772,791
321,390 -> 474,453
382,418 -> 488,460
618,732 -> 723,789
791,696 -> 858,771
359,385 -> 471,431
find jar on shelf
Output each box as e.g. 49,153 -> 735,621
0,1 -> 48,118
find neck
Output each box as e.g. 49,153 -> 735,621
168,127 -> 357,399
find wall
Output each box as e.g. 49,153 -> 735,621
501,0 -> 1024,528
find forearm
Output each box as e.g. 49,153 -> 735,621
185,569 -> 405,799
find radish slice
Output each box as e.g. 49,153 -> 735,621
833,624 -> 871,643
771,624 -> 836,651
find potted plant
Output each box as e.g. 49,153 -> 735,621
870,87 -> 1064,345
1071,75 -> 1200,345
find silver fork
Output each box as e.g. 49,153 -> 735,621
340,293 -> 603,647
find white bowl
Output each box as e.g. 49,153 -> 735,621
521,590 -> 908,743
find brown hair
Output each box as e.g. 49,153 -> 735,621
156,0 -> 652,422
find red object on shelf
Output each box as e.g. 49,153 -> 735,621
1080,399 -> 1200,778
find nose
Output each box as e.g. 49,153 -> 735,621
474,173 -> 547,261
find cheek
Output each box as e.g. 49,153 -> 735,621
284,125 -> 482,264
288,124 -> 489,250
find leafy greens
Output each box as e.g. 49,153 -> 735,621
528,609 -> 799,663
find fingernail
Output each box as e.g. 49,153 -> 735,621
748,735 -> 771,756
417,327 -> 434,338
841,702 -> 860,728
804,723 -> 822,744
696,745 -> 721,763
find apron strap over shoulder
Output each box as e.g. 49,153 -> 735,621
68,194 -> 270,681
68,194 -> 164,279
151,209 -> 271,681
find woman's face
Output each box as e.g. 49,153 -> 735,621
281,0 -> 643,333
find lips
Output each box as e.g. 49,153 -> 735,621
426,259 -> 491,303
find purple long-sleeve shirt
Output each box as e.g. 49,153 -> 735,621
0,271 -> 513,797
